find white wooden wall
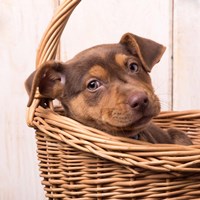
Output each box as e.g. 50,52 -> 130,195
0,0 -> 199,199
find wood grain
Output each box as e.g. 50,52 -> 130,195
173,0 -> 200,110
0,0 -> 57,199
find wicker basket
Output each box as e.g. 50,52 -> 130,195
27,0 -> 200,199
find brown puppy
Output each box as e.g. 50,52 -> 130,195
25,33 -> 192,145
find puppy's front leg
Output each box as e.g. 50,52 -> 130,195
139,123 -> 193,145
167,128 -> 193,145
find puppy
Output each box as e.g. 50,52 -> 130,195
25,33 -> 192,145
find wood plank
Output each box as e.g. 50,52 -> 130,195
0,0 -> 57,199
173,0 -> 200,110
60,0 -> 173,110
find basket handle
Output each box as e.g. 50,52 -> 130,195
26,0 -> 81,126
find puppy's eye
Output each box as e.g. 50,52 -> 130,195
128,62 -> 139,73
87,79 -> 101,91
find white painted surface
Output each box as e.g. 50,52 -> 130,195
173,0 -> 200,110
0,0 -> 56,199
0,0 -> 199,199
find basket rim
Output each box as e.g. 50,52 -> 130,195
33,106 -> 200,173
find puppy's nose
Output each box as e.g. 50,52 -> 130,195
128,92 -> 149,111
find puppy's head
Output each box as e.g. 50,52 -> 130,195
26,33 -> 166,137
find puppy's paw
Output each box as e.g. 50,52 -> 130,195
167,128 -> 193,145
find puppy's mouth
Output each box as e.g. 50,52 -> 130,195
102,114 -> 154,137
132,115 -> 152,126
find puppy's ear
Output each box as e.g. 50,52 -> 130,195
25,61 -> 65,107
120,33 -> 166,72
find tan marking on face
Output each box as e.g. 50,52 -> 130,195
68,94 -> 105,129
115,54 -> 128,68
88,65 -> 109,80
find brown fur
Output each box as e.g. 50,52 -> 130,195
25,33 -> 192,145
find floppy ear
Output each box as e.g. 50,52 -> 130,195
25,61 -> 65,107
120,33 -> 166,72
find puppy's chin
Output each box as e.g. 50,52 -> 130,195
100,116 -> 153,137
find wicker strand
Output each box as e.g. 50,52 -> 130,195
36,0 -> 81,67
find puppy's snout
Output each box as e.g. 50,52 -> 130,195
128,92 -> 149,111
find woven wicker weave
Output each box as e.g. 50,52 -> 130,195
27,0 -> 200,199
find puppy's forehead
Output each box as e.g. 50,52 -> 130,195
87,54 -> 129,78
74,43 -> 131,61
66,43 -> 137,83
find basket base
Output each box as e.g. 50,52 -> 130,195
36,131 -> 200,199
